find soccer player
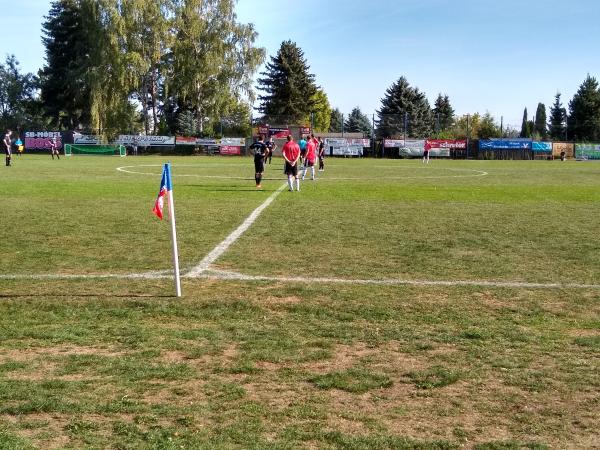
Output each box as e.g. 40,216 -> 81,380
318,137 -> 325,171
298,134 -> 307,169
302,135 -> 317,180
50,136 -> 60,160
282,135 -> 301,192
266,136 -> 276,164
3,129 -> 12,167
422,147 -> 430,164
250,135 -> 267,188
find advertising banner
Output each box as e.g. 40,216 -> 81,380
268,127 -> 290,138
383,139 -> 404,148
118,135 -> 175,146
258,126 -> 269,135
479,139 -> 532,150
425,139 -> 466,157
325,138 -> 369,156
300,127 -> 311,135
575,143 -> 600,160
196,138 -> 219,146
220,137 -> 245,147
552,142 -> 575,158
73,134 -> 101,145
176,136 -> 197,146
220,145 -> 241,155
532,142 -> 552,152
399,139 -> 425,157
24,131 -> 63,150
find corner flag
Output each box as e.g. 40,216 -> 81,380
152,163 -> 181,297
152,164 -> 172,220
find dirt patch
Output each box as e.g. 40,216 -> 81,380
0,345 -> 122,363
260,295 -> 304,307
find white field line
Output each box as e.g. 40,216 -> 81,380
202,269 -> 600,290
184,183 -> 288,277
2,269 -> 599,290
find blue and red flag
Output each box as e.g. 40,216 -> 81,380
152,163 -> 172,220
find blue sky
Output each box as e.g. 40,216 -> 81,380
2,0 -> 599,129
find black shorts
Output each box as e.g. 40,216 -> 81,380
254,160 -> 264,173
284,161 -> 298,176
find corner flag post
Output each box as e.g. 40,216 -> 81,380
165,163 -> 182,297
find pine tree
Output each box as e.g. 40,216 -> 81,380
568,75 -> 600,141
257,40 -> 317,124
519,107 -> 530,138
40,0 -> 93,129
344,107 -> 372,137
548,93 -> 567,140
534,103 -> 547,139
376,76 -> 432,138
329,108 -> 343,132
432,94 -> 454,133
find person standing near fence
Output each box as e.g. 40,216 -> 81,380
318,137 -> 325,171
266,136 -> 276,164
298,135 -> 307,169
282,135 -> 301,192
422,146 -> 430,164
250,135 -> 267,189
3,129 -> 12,166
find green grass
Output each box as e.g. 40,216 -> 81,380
0,155 -> 599,448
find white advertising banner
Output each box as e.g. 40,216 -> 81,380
73,134 -> 101,145
117,135 -> 175,146
220,137 -> 245,146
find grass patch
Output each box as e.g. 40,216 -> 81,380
406,366 -> 461,389
309,368 -> 393,393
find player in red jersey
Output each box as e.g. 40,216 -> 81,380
282,135 -> 301,191
302,135 -> 317,180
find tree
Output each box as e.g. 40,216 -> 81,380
568,75 -> 600,141
310,89 -> 331,132
39,0 -> 93,129
548,93 -> 567,140
376,76 -> 432,138
344,107 -> 372,137
329,108 -> 343,132
519,107 -> 531,138
169,0 -> 265,134
534,103 -> 547,139
0,55 -> 39,131
432,94 -> 454,134
257,40 -> 317,124
478,112 -> 501,139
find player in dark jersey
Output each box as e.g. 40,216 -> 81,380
266,137 -> 276,164
318,137 -> 325,171
250,135 -> 267,188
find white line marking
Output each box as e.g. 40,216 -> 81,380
184,183 -> 288,277
3,269 -> 598,290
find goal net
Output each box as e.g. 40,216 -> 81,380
64,144 -> 126,157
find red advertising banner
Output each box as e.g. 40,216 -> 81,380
300,127 -> 311,135
268,127 -> 290,138
425,140 -> 467,150
176,136 -> 197,145
220,145 -> 241,155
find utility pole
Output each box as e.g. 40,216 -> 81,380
466,114 -> 470,159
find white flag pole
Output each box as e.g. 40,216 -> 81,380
166,163 -> 182,297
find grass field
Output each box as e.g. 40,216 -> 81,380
0,154 -> 599,449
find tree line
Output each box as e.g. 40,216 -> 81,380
1,1 -> 600,143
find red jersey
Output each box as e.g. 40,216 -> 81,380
305,140 -> 317,162
282,140 -> 300,163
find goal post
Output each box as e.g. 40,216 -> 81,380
64,144 -> 127,157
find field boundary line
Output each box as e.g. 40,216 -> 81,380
2,269 -> 599,290
185,183 -> 288,277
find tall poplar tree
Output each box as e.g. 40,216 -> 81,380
376,76 -> 432,138
534,103 -> 547,139
519,107 -> 531,138
310,89 -> 331,132
567,75 -> 600,141
257,40 -> 317,124
548,93 -> 567,140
